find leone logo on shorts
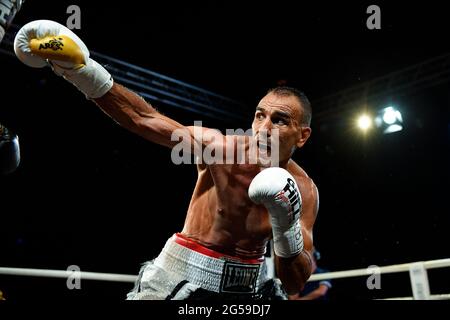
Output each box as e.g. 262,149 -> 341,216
220,261 -> 260,293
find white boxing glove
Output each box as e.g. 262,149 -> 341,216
14,20 -> 113,99
248,167 -> 303,258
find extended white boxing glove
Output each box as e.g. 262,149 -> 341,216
248,167 -> 303,258
14,20 -> 113,99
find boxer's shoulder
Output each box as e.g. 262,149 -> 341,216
287,160 -> 318,203
287,159 -> 312,183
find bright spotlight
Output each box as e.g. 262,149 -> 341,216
357,114 -> 372,131
383,107 -> 398,124
375,106 -> 403,134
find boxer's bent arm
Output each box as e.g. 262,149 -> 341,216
275,179 -> 319,295
94,83 -> 212,150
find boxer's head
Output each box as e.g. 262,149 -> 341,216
252,87 -> 312,164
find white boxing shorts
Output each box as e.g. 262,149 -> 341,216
127,233 -> 287,300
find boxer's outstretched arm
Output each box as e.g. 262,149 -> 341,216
13,20 -> 217,151
94,83 -> 195,149
276,179 -> 319,296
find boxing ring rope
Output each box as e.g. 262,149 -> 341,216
1,258 -> 449,299
308,258 -> 450,281
0,267 -> 136,283
307,258 -> 450,300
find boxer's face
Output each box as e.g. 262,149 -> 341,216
252,92 -> 311,164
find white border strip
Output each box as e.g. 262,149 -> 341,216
379,293 -> 450,300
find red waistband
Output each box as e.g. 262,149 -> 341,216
174,233 -> 264,264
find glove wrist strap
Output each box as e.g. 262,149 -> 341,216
51,58 -> 113,99
273,220 -> 304,258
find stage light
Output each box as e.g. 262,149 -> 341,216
357,114 -> 373,131
375,106 -> 403,134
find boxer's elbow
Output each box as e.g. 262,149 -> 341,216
276,250 -> 312,294
133,114 -> 187,149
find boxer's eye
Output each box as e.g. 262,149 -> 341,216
255,112 -> 265,120
273,117 -> 288,125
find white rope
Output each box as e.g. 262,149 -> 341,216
0,267 -> 137,283
309,258 -> 450,281
1,257 -> 449,284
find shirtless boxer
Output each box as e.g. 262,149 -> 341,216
14,20 -> 319,300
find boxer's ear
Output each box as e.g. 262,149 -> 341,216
296,127 -> 311,149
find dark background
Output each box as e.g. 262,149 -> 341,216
0,1 -> 449,301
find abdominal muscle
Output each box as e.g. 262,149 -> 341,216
181,163 -> 273,260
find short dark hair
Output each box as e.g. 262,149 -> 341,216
267,86 -> 312,126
